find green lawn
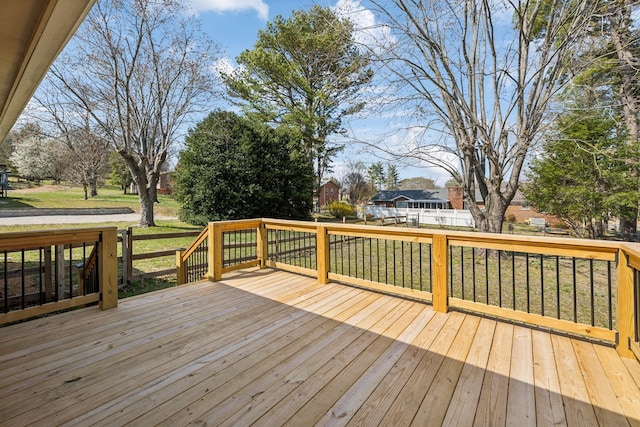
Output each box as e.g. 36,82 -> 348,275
1,183 -> 179,217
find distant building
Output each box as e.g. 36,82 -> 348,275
450,185 -> 559,225
318,180 -> 340,206
370,190 -> 451,209
157,172 -> 172,195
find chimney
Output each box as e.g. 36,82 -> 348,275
448,186 -> 464,209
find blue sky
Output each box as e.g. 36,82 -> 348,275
189,0 -> 451,184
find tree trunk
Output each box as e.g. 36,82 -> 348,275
610,0 -> 639,240
138,188 -> 156,228
122,154 -> 159,228
468,193 -> 509,234
83,184 -> 88,200
89,178 -> 98,197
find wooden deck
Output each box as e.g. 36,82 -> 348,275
1,269 -> 639,426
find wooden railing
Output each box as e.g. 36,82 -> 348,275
619,243 -> 640,360
0,227 -> 118,325
177,218 -> 640,359
119,226 -> 202,284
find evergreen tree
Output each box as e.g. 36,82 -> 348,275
173,111 -> 314,225
368,162 -> 385,191
385,164 -> 399,190
524,98 -> 633,238
109,152 -> 133,194
223,6 -> 373,209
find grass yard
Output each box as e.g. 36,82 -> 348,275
1,183 -> 179,217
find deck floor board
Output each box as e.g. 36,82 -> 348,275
0,268 -> 638,426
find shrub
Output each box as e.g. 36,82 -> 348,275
174,110 -> 314,225
326,201 -> 355,218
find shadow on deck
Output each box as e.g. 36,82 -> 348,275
1,268 -> 639,426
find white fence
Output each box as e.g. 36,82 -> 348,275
362,206 -> 476,228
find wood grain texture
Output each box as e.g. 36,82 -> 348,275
0,268 -> 638,426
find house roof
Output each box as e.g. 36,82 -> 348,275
0,0 -> 96,141
371,190 -> 448,202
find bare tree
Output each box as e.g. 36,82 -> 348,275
41,0 -> 218,226
33,90 -> 111,197
369,0 -> 597,232
341,161 -> 375,205
59,130 -> 110,199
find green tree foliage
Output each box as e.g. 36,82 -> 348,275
399,177 -> 439,190
173,111 -> 314,225
524,103 -> 635,238
385,164 -> 399,190
223,6 -> 373,205
109,152 -> 133,194
368,162 -> 385,191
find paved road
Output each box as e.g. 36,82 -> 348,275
0,213 -> 177,225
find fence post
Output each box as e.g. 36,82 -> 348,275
44,246 -> 52,302
257,221 -> 268,269
176,249 -> 186,285
119,229 -> 128,286
317,224 -> 330,284
100,228 -> 118,310
432,233 -> 449,313
617,247 -> 634,358
125,226 -> 133,284
207,222 -> 223,282
56,245 -> 65,299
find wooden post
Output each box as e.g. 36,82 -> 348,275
617,248 -> 635,358
257,222 -> 268,269
99,228 -> 118,310
125,226 -> 133,284
317,225 -> 330,284
432,234 -> 449,313
55,245 -> 65,299
176,249 -> 186,285
207,222 -> 222,282
43,246 -> 52,302
119,229 -> 128,286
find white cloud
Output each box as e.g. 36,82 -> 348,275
211,55 -> 235,77
190,0 -> 269,21
332,0 -> 395,53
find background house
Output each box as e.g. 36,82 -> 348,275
318,180 -> 340,206
370,190 -> 451,209
449,185 -> 559,225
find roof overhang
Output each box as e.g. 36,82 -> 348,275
0,0 -> 96,141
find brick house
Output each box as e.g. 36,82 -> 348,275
448,185 -> 559,225
318,180 -> 340,206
